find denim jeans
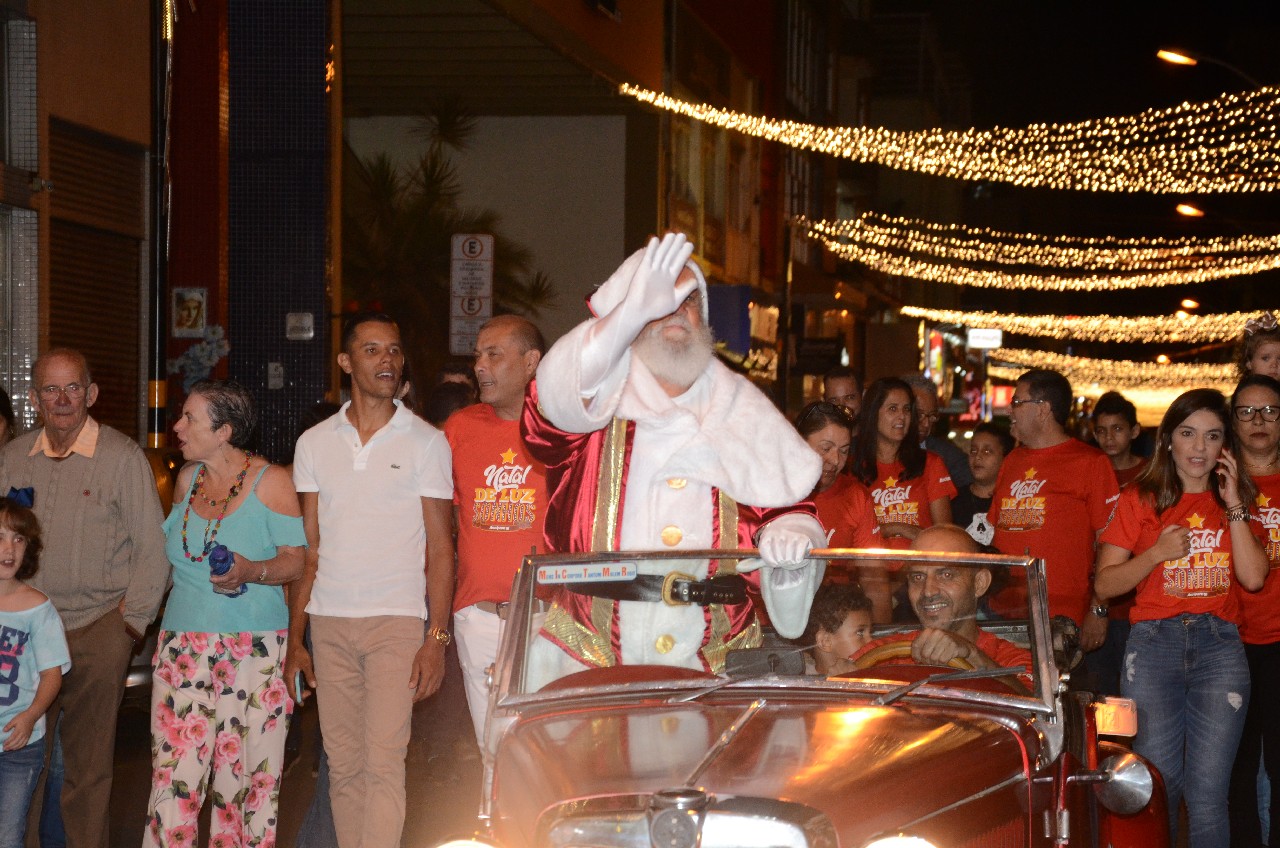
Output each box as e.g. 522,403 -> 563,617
39,720 -> 66,848
0,739 -> 45,848
1123,614 -> 1250,848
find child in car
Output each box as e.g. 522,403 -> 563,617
805,583 -> 873,676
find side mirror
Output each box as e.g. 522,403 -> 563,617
1094,696 -> 1138,738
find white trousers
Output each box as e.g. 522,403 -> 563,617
453,605 -> 502,746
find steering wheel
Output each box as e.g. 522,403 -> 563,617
851,635 -> 973,671
849,635 -> 1031,696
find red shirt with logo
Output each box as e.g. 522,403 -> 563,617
1108,458 -> 1149,622
988,439 -> 1119,623
1239,472 -> 1280,643
868,452 -> 956,551
1101,487 -> 1259,624
814,473 -> 881,549
445,404 -> 547,612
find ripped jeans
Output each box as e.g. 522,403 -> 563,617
1123,613 -> 1249,848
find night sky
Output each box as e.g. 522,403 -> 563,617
879,1 -> 1280,362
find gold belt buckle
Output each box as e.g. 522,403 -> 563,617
661,571 -> 696,606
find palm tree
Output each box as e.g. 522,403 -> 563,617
343,104 -> 554,389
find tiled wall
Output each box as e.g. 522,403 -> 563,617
227,0 -> 328,462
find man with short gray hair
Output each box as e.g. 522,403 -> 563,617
0,347 -> 168,848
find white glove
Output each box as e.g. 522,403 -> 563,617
757,524 -> 814,570
580,234 -> 697,390
741,514 -> 826,639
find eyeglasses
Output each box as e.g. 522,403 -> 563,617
1234,404 -> 1280,423
1010,397 -> 1046,408
37,383 -> 86,399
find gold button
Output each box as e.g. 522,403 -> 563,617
667,477 -> 687,489
661,526 -> 683,546
655,634 -> 675,654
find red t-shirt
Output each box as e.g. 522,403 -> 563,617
868,452 -> 957,551
1114,457 -> 1149,488
1239,472 -> 1280,643
1101,487 -> 1259,624
1106,457 -> 1148,621
444,404 -> 548,612
814,473 -> 880,549
988,439 -> 1119,624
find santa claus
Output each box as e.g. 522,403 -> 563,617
521,232 -> 826,686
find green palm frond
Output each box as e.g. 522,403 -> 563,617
342,108 -> 555,385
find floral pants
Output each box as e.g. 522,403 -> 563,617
144,630 -> 293,848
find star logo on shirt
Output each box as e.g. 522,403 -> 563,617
1187,513 -> 1206,529
1024,467 -> 1038,479
500,448 -> 518,465
1259,493 -> 1272,508
884,475 -> 898,488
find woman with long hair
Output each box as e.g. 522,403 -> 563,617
794,400 -> 887,618
1095,388 -> 1267,848
1227,373 -> 1280,847
851,378 -> 955,550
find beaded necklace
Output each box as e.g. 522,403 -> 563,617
181,451 -> 254,562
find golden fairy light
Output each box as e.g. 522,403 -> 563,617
798,213 -> 1280,291
620,83 -> 1280,194
988,349 -> 1234,391
900,306 -> 1267,343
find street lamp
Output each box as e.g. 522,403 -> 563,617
1157,47 -> 1262,88
1175,202 -> 1206,218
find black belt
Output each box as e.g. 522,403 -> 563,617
564,572 -> 747,606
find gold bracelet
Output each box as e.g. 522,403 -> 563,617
1224,506 -> 1250,524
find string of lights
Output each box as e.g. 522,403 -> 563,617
817,239 -> 1280,290
900,306 -> 1265,343
801,213 -> 1280,270
620,83 -> 1280,193
988,349 -> 1234,391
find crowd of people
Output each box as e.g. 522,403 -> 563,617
0,231 -> 1276,848
799,314 -> 1280,848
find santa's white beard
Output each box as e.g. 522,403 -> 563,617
632,318 -> 714,391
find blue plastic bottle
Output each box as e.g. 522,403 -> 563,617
208,544 -> 246,597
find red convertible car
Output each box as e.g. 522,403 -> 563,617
437,548 -> 1168,848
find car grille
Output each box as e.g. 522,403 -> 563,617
540,795 -> 837,848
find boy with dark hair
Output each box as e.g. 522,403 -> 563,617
805,584 -> 873,675
1091,391 -> 1147,487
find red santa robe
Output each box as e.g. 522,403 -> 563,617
521,297 -> 825,683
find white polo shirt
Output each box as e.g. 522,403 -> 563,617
294,401 -> 453,619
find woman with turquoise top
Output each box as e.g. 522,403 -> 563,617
143,380 -> 305,848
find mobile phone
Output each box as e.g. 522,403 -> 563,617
294,670 -> 306,703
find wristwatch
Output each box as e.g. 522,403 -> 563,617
427,625 -> 452,647
1091,603 -> 1109,618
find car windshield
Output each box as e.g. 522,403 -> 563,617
496,549 -> 1054,708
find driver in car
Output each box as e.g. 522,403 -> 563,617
853,524 -> 1032,674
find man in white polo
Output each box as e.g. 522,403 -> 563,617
286,312 -> 454,848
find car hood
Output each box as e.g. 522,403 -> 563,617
491,695 -> 1035,846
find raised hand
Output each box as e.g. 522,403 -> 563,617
619,233 -> 697,328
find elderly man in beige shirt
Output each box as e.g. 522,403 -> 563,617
0,348 -> 168,848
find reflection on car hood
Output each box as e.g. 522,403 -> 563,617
492,697 -> 1034,847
